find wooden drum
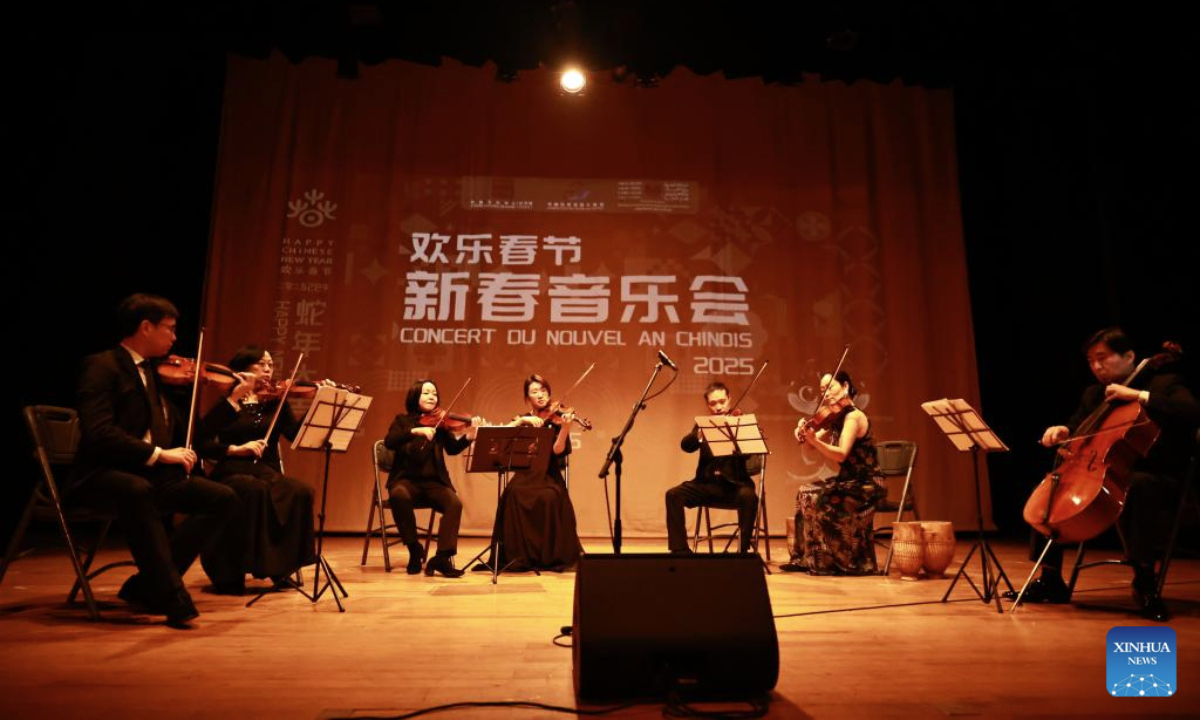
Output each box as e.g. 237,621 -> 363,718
920,521 -> 957,578
890,521 -> 924,580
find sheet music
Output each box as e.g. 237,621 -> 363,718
920,398 -> 1008,453
693,413 -> 769,456
466,425 -> 553,473
292,386 -> 373,453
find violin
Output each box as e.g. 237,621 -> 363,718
420,407 -> 477,433
796,396 -> 853,444
794,347 -> 852,445
156,355 -> 238,388
537,401 -> 594,431
250,377 -> 362,401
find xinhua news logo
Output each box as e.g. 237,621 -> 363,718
1107,626 -> 1176,697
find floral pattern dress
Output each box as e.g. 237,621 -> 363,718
793,407 -> 886,575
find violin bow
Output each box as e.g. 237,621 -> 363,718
549,362 -> 595,414
433,377 -> 473,432
1051,418 -> 1157,449
257,352 -> 305,460
811,344 -> 850,412
184,327 -> 205,454
727,359 -> 768,416
796,344 -> 849,444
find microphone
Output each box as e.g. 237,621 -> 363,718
657,349 -> 678,371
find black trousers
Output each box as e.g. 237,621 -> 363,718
665,479 -> 758,553
78,468 -> 238,601
1033,470 -> 1181,570
388,479 -> 463,555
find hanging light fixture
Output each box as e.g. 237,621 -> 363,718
559,67 -> 587,94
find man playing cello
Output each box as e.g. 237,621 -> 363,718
1022,327 -> 1199,620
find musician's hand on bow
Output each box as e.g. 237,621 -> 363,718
1041,425 -> 1070,447
518,414 -> 545,428
412,426 -> 436,441
160,447 -> 197,472
228,439 -> 266,458
794,418 -> 813,442
226,440 -> 260,458
1104,383 -> 1141,404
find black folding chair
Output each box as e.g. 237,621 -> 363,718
1067,429 -> 1200,612
691,455 -> 772,567
1,406 -> 134,620
871,440 -> 919,575
360,439 -> 438,572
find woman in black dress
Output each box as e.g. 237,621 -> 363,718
198,345 -> 317,594
480,374 -> 582,572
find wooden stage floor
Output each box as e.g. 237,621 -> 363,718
1,534 -> 1197,719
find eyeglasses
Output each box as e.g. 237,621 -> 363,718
155,322 -> 178,333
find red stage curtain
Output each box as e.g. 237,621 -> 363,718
204,53 -> 987,537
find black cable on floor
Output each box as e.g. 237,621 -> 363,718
326,699 -> 642,719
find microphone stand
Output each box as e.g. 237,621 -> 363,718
599,359 -> 672,554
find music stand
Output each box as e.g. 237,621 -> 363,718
249,385 -> 371,612
921,398 -> 1014,613
462,425 -> 553,584
695,413 -> 772,570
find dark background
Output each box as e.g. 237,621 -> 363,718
8,3 -> 1198,544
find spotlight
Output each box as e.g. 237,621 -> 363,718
560,68 -> 587,94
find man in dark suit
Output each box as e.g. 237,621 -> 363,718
1022,327 -> 1200,620
72,294 -> 237,627
665,381 -> 758,555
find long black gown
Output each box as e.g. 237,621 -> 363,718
489,418 -> 582,571
198,396 -> 317,586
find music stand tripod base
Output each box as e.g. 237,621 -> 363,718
921,398 -> 1015,613
462,425 -> 553,584
695,412 -> 772,573
247,386 -> 371,611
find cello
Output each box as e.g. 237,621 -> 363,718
1023,342 -> 1182,544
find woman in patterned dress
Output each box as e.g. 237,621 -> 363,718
785,371 -> 885,575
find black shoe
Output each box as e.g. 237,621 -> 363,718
424,554 -> 465,578
779,562 -> 808,573
406,545 -> 426,575
669,549 -> 694,557
1137,591 -> 1169,622
1132,571 -> 1169,621
163,588 -> 199,628
1019,574 -> 1071,604
471,561 -> 495,573
118,574 -> 151,608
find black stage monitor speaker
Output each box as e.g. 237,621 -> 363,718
572,553 -> 779,700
